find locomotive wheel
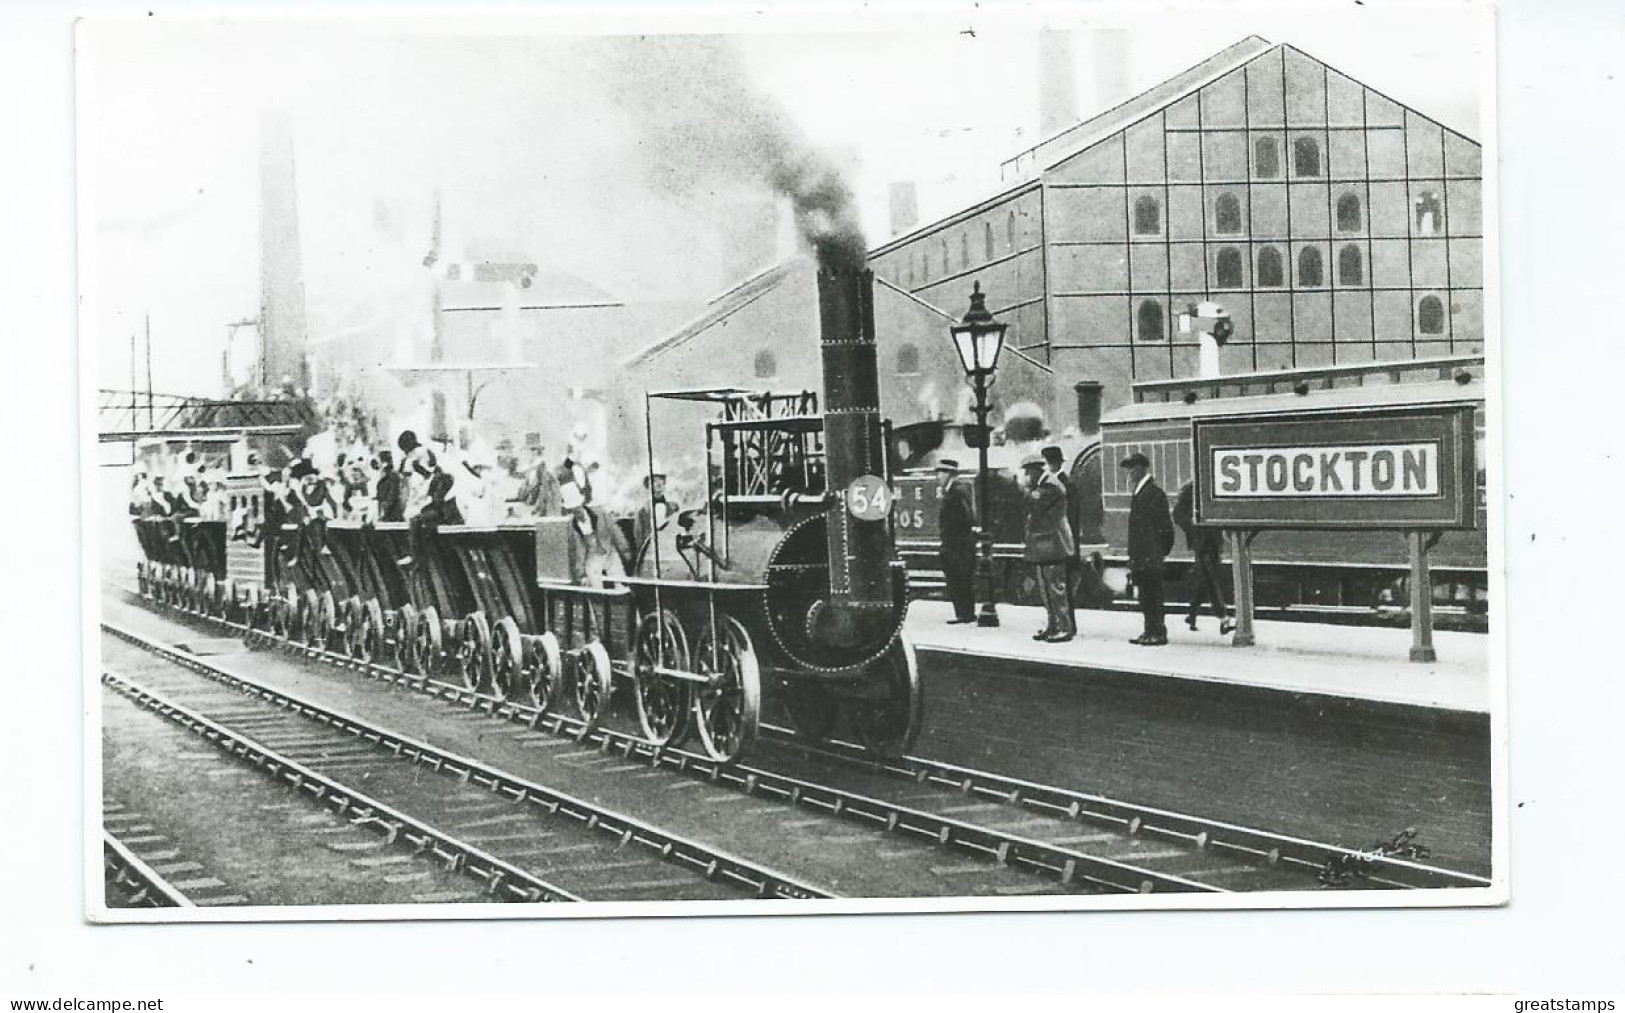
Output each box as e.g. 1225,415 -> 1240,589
358,599 -> 384,666
780,679 -> 840,744
571,641 -> 613,734
850,634 -> 924,761
301,590 -> 323,649
201,573 -> 217,616
691,615 -> 761,764
136,562 -> 148,597
632,609 -> 691,748
340,597 -> 361,658
221,580 -> 238,622
455,611 -> 493,693
396,603 -> 421,674
415,606 -> 444,675
523,632 -> 563,714
269,589 -> 291,641
240,587 -> 260,644
489,616 -> 523,701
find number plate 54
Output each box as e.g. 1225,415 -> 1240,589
844,475 -> 893,522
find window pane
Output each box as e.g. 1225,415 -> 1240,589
1133,196 -> 1162,235
1336,193 -> 1363,231
1337,244 -> 1364,285
1137,299 -> 1165,342
1298,246 -> 1324,286
1293,136 -> 1322,177
1257,246 -> 1285,287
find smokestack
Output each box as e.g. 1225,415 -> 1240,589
1074,379 -> 1103,437
1038,29 -> 1080,136
1089,29 -> 1133,114
258,112 -> 308,393
888,181 -> 919,237
816,266 -> 894,638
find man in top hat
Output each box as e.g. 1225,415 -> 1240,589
634,468 -> 675,552
935,458 -> 977,624
1021,452 -> 1076,642
1121,451 -> 1175,646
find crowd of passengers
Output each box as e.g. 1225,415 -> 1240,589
131,425 -> 684,587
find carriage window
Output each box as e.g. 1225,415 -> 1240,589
984,221 -> 995,260
1298,246 -> 1324,286
1337,244 -> 1364,285
1254,136 -> 1281,178
1133,195 -> 1162,236
1337,193 -> 1363,232
1414,190 -> 1443,235
1214,193 -> 1242,235
754,350 -> 777,379
1137,299 -> 1165,342
1257,246 -> 1284,287
896,343 -> 921,376
1215,247 -> 1244,288
1293,136 -> 1322,177
1417,294 -> 1445,334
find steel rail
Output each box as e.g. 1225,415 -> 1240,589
127,583 -> 1490,893
102,622 -> 832,901
103,831 -> 194,908
103,667 -> 581,903
756,723 -> 1493,891
109,603 -> 1222,895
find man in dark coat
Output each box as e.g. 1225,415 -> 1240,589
1122,452 -> 1175,646
1042,444 -> 1081,627
935,458 -> 977,624
1174,482 -> 1235,635
374,450 -> 404,522
1021,453 -> 1076,642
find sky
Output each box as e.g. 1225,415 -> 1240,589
80,4 -> 1489,398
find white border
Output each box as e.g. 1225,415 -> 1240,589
74,0 -> 1506,930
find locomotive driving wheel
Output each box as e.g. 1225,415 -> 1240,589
522,632 -> 563,714
302,590 -> 325,650
268,587 -> 291,641
317,591 -> 338,651
489,616 -> 523,701
395,603 -> 420,673
358,599 -> 384,666
691,614 -> 761,764
632,609 -> 691,748
780,678 -> 839,744
849,633 -> 924,761
202,573 -> 218,616
570,641 -> 613,734
454,611 -> 493,693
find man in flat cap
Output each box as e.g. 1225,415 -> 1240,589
935,458 -> 977,624
1022,453 -> 1076,642
1121,451 -> 1175,646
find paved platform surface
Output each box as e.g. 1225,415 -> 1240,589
904,600 -> 1492,715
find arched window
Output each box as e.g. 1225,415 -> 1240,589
918,250 -> 928,283
1137,299 -> 1165,342
1257,246 -> 1285,287
1337,244 -> 1364,285
960,232 -> 970,268
941,238 -> 951,274
1336,193 -> 1363,232
1133,195 -> 1162,236
1214,192 -> 1242,235
896,343 -> 921,376
1298,246 -> 1324,287
903,256 -> 913,287
1293,136 -> 1322,177
1417,295 -> 1445,334
1414,191 -> 1443,235
1007,210 -> 1017,249
984,221 -> 995,260
1215,247 -> 1244,288
754,350 -> 777,379
1254,136 -> 1281,178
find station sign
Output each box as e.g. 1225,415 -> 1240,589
1192,404 -> 1477,530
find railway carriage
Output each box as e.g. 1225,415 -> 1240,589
133,265 -> 925,765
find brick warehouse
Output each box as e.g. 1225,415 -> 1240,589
627,35 -> 1485,431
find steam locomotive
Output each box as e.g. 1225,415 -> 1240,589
132,266 -> 923,763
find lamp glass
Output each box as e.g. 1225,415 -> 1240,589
950,326 -> 977,375
974,327 -> 1005,372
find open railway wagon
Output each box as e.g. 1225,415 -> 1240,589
135,266 -> 924,764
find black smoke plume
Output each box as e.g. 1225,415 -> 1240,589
597,36 -> 868,273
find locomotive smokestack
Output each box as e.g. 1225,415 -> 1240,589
817,264 -> 895,635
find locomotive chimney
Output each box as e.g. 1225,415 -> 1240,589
816,264 -> 895,640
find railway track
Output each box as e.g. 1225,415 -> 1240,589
107,583 -> 1492,896
100,646 -> 830,906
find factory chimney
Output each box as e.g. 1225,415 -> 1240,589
258,112 -> 309,394
888,181 -> 919,237
1038,29 -> 1080,136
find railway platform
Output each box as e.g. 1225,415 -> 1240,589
904,600 -> 1491,717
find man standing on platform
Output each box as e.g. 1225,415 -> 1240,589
1122,452 -> 1174,646
1021,453 -> 1076,643
1043,444 -> 1081,628
935,458 -> 976,624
